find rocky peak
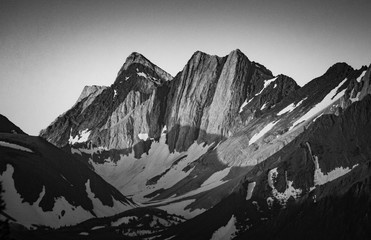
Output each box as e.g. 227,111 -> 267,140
76,85 -> 107,104
117,52 -> 173,81
165,49 -> 286,152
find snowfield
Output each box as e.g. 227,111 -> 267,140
249,121 -> 278,145
211,215 -> 237,240
277,98 -> 306,116
0,164 -> 93,228
268,168 -> 302,205
246,182 -> 256,200
91,133 -> 211,204
0,141 -> 33,153
290,78 -> 348,129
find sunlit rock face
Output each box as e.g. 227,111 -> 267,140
31,49 -> 371,239
40,49 -> 299,155
165,49 -> 299,152
40,52 -> 172,152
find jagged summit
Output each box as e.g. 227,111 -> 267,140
191,48 -> 246,60
4,46 -> 371,239
76,85 -> 107,104
117,52 -> 173,81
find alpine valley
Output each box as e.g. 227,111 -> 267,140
1,49 -> 371,239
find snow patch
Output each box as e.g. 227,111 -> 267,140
268,168 -> 302,205
91,226 -> 105,230
111,216 -> 138,227
267,168 -> 278,188
157,199 -> 205,219
260,103 -> 267,110
201,167 -> 231,188
290,78 -> 348,129
246,182 -> 256,200
249,121 -> 278,145
313,156 -> 358,186
256,77 -> 277,96
137,72 -> 148,78
357,70 -> 366,82
277,98 -> 306,116
113,89 -> 117,98
85,179 -> 130,217
349,90 -> 361,103
138,133 -> 149,141
68,129 -> 91,145
0,141 -> 33,153
161,125 -> 167,135
239,98 -> 253,113
91,136 -> 211,203
210,215 -> 237,240
306,142 -> 359,187
0,164 -> 93,228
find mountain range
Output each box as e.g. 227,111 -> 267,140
1,49 -> 371,239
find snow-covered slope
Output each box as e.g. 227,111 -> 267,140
0,131 -> 134,229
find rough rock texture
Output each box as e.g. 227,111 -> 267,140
157,94 -> 371,240
117,52 -> 173,81
75,85 -> 108,111
341,64 -> 371,109
40,52 -> 172,152
165,49 -> 298,152
41,50 -> 299,155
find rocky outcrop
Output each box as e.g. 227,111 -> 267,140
341,64 -> 371,109
117,52 -> 173,81
40,52 -> 172,152
75,85 -> 108,111
156,94 -> 371,240
41,49 -> 300,154
165,49 -> 298,152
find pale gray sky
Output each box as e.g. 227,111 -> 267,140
1,0 -> 370,135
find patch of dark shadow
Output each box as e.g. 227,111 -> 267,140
146,170 -> 171,186
80,124 -> 226,166
143,188 -> 165,199
67,139 -> 155,166
0,134 -> 133,215
171,155 -> 188,167
158,183 -> 252,240
26,207 -> 185,239
0,114 -> 27,135
146,155 -> 188,186
224,166 -> 254,181
165,122 -> 227,153
147,150 -> 227,201
160,95 -> 371,240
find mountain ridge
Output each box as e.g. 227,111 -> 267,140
2,49 -> 371,239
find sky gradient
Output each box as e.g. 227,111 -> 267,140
1,0 -> 371,135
